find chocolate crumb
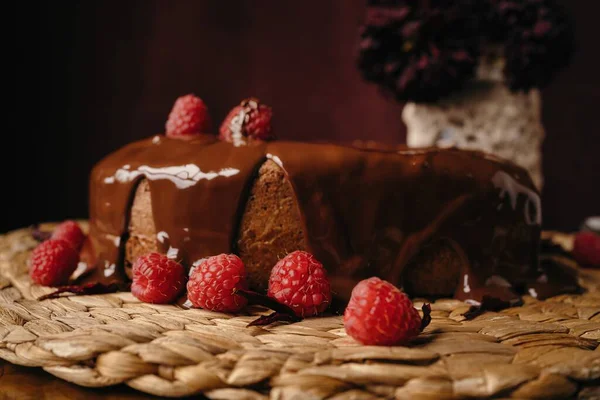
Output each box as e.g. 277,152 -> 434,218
420,303 -> 432,330
235,288 -> 302,326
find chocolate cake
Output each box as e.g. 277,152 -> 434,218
87,134 -> 573,305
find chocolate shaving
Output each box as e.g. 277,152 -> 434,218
31,225 -> 52,242
420,303 -> 432,331
463,305 -> 481,320
37,282 -> 130,301
463,295 -> 513,320
247,311 -> 301,327
234,288 -> 301,326
540,238 -> 573,259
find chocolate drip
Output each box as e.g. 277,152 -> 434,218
87,135 -> 578,303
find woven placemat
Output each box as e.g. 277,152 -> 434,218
1,224 -> 599,399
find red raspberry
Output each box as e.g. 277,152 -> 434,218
268,251 -> 331,317
51,220 -> 85,251
219,98 -> 274,143
573,231 -> 600,268
131,253 -> 186,304
29,239 -> 79,286
344,277 -> 422,345
187,254 -> 248,312
165,94 -> 211,139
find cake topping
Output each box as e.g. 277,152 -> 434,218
268,251 -> 331,317
165,94 -> 211,139
30,239 -> 80,286
51,220 -> 86,251
219,97 -> 274,145
187,254 -> 248,312
573,231 -> 600,268
131,252 -> 186,304
344,277 -> 428,345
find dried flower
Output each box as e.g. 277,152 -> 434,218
357,0 -> 482,102
357,0 -> 575,101
490,0 -> 575,91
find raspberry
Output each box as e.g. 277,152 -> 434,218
131,253 -> 186,304
268,251 -> 331,317
165,94 -> 211,139
187,254 -> 248,312
573,231 -> 600,268
29,239 -> 79,286
219,98 -> 274,144
51,220 -> 85,251
344,277 -> 422,345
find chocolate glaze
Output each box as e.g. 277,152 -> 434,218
87,134 -> 577,304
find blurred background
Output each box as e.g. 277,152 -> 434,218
5,0 -> 599,233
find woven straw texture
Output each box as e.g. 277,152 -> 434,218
1,224 -> 599,399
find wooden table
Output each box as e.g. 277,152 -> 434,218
0,361 -> 165,400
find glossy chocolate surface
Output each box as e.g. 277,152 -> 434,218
88,134 -> 576,304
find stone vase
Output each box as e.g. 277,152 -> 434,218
402,58 -> 545,189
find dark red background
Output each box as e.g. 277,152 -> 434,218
6,0 -> 599,232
